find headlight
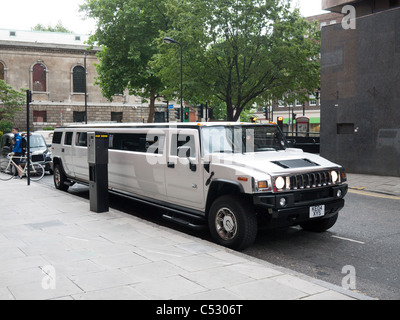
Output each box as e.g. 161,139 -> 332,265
331,170 -> 339,183
275,176 -> 285,189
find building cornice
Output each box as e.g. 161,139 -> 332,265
0,40 -> 99,55
322,0 -> 362,12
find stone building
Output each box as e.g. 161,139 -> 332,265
0,29 -> 173,131
320,0 -> 400,176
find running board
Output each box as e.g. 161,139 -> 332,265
109,188 -> 207,226
162,213 -> 207,230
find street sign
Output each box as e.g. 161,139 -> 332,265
168,104 -> 174,109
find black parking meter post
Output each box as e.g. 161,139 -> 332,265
87,132 -> 109,213
26,90 -> 32,186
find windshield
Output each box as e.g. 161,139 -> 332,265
29,135 -> 47,148
201,125 -> 287,155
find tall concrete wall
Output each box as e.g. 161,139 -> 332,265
321,8 -> 400,176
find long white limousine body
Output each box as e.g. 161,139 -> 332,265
51,122 -> 348,250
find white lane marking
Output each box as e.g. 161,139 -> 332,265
331,235 -> 365,244
66,236 -> 89,242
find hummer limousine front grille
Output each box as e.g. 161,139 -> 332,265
272,169 -> 345,192
289,170 -> 332,190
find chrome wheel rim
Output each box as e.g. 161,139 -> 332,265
54,168 -> 61,186
215,207 -> 238,241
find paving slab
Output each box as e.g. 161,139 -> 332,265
347,173 -> 400,196
0,179 -> 373,300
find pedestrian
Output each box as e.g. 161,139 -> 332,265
10,127 -> 24,178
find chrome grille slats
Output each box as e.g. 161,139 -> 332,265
285,170 -> 333,191
316,172 -> 322,187
310,173 -> 316,188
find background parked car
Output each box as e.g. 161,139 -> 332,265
33,130 -> 54,147
0,132 -> 53,173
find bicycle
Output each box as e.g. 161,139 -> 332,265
0,153 -> 45,181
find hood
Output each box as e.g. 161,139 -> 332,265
209,149 -> 340,175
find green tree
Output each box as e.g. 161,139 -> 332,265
32,21 -> 73,33
0,80 -> 25,132
80,0 -> 170,123
154,0 -> 320,121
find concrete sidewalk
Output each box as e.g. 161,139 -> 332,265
0,179 -> 372,300
347,173 -> 400,197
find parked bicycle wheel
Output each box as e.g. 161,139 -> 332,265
0,160 -> 14,181
28,163 -> 45,181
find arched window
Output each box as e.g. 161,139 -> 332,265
0,62 -> 4,81
32,63 -> 46,91
73,66 -> 86,93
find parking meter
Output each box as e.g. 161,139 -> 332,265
87,132 -> 109,213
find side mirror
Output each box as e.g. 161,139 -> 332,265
286,140 -> 294,148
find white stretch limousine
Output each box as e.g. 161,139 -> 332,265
51,122 -> 348,250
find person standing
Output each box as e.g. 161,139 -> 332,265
11,127 -> 24,178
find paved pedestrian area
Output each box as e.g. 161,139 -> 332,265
0,179 -> 373,300
347,173 -> 400,197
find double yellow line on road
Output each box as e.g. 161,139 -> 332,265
348,188 -> 400,201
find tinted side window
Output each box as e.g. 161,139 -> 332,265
52,132 -> 63,144
170,134 -> 196,158
64,132 -> 73,145
5,135 -> 11,147
76,132 -> 87,147
110,133 -> 164,154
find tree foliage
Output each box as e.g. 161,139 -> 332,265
80,0 -> 170,122
81,0 -> 320,122
0,80 -> 25,132
32,21 -> 73,33
153,0 -> 320,121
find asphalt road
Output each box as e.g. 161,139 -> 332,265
243,190 -> 400,300
40,175 -> 399,300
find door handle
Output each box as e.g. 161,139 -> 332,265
61,148 -> 65,152
167,162 -> 175,168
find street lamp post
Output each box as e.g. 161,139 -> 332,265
163,37 -> 183,122
84,51 -> 88,124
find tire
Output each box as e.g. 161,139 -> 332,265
0,160 -> 14,181
300,212 -> 339,232
29,163 -> 45,181
45,163 -> 53,174
53,164 -> 69,191
208,195 -> 258,250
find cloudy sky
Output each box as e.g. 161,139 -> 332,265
0,0 -> 327,35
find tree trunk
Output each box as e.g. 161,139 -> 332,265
226,99 -> 234,121
147,92 -> 156,123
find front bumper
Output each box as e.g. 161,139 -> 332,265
253,184 -> 348,228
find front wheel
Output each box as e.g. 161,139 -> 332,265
208,195 -> 258,250
29,163 -> 45,181
53,164 -> 69,191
